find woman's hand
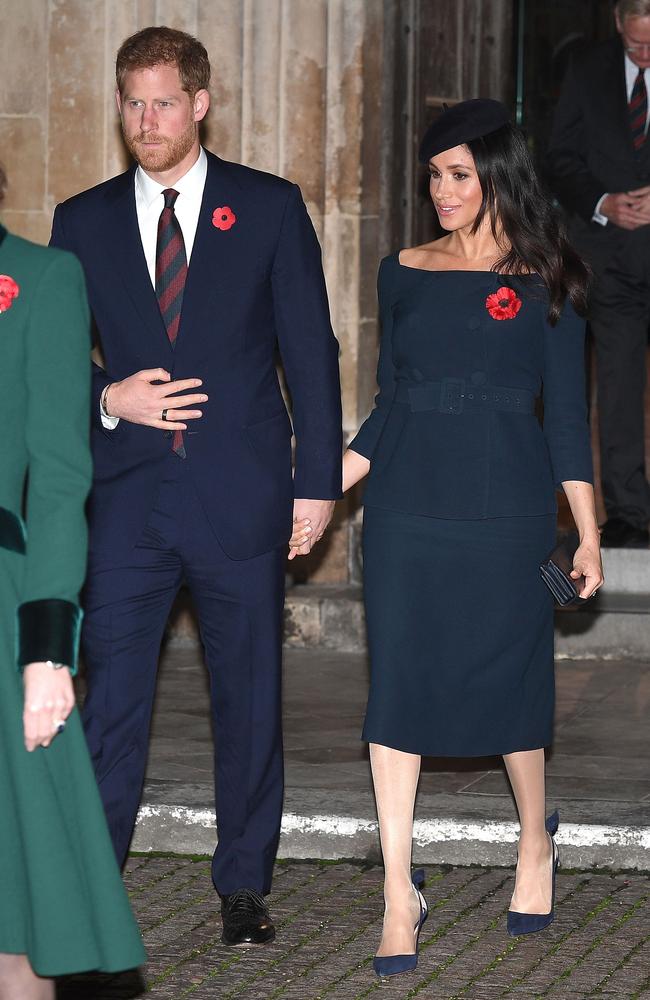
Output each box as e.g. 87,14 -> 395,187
570,537 -> 604,599
288,516 -> 312,558
23,662 -> 75,751
562,482 -> 604,600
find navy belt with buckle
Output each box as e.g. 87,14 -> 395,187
394,378 -> 535,415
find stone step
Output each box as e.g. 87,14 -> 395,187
133,788 -> 650,872
136,645 -> 650,873
169,583 -> 649,658
285,586 -> 650,659
601,547 -> 650,593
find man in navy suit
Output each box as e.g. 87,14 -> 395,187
50,25 -> 342,945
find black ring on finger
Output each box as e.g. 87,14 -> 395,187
162,409 -> 169,422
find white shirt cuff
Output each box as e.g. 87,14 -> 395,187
592,194 -> 609,226
100,392 -> 120,430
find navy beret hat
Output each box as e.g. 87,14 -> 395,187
418,98 -> 511,164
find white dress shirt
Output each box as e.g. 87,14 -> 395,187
593,54 -> 650,225
101,147 -> 208,428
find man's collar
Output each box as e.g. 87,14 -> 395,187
624,51 -> 649,77
135,146 -> 208,207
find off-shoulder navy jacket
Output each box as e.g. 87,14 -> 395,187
349,253 -> 593,519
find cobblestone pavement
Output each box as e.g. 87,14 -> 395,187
57,857 -> 650,1000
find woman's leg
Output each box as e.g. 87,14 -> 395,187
370,743 -> 423,956
503,748 -> 554,913
0,954 -> 54,1000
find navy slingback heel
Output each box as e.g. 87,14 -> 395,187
373,869 -> 428,978
507,810 -> 560,937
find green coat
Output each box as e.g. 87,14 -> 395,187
0,225 -> 145,976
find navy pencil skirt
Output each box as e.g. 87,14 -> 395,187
361,506 -> 557,757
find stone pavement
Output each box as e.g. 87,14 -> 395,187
57,857 -> 650,999
131,645 -> 650,869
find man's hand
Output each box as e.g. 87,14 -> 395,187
601,189 -> 650,229
288,499 -> 335,560
105,369 -> 208,429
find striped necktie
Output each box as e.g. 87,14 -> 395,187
629,68 -> 648,151
155,187 -> 187,459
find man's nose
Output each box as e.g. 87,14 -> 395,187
140,105 -> 158,131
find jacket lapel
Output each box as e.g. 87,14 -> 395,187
175,152 -> 246,349
104,169 -> 172,358
604,38 -> 638,161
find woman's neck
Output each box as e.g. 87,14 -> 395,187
445,224 -> 507,262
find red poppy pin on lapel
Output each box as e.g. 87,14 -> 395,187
0,275 -> 19,313
485,286 -> 522,321
212,206 -> 236,231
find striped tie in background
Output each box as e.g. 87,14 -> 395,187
155,187 -> 188,459
629,68 -> 648,151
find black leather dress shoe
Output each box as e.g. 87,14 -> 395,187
221,888 -> 276,946
600,517 -> 649,548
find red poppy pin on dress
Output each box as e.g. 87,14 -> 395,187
485,286 -> 522,321
212,206 -> 236,231
0,275 -> 19,313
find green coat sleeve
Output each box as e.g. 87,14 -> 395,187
16,250 -> 92,673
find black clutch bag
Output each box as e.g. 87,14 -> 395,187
540,531 -> 591,607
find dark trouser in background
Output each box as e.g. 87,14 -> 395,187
81,455 -> 286,896
573,222 -> 650,529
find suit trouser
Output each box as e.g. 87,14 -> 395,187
81,455 -> 286,895
575,224 -> 650,528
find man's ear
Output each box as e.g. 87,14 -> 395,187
614,9 -> 623,34
193,89 -> 210,124
115,88 -> 123,115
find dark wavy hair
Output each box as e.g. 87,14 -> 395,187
466,124 -> 589,325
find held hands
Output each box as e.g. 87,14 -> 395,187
23,662 -> 75,751
601,186 -> 650,230
570,537 -> 604,600
288,499 -> 335,560
105,369 -> 208,430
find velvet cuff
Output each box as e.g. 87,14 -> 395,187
0,507 -> 26,554
16,599 -> 83,675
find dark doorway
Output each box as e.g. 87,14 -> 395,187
384,0 -> 515,254
515,0 -> 617,172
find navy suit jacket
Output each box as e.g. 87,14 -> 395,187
50,150 -> 342,560
546,37 -> 650,224
349,255 -> 593,519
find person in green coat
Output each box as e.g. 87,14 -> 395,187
0,165 -> 145,998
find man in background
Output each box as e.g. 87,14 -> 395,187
548,0 -> 650,547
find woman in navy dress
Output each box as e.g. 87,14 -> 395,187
292,101 -> 603,976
